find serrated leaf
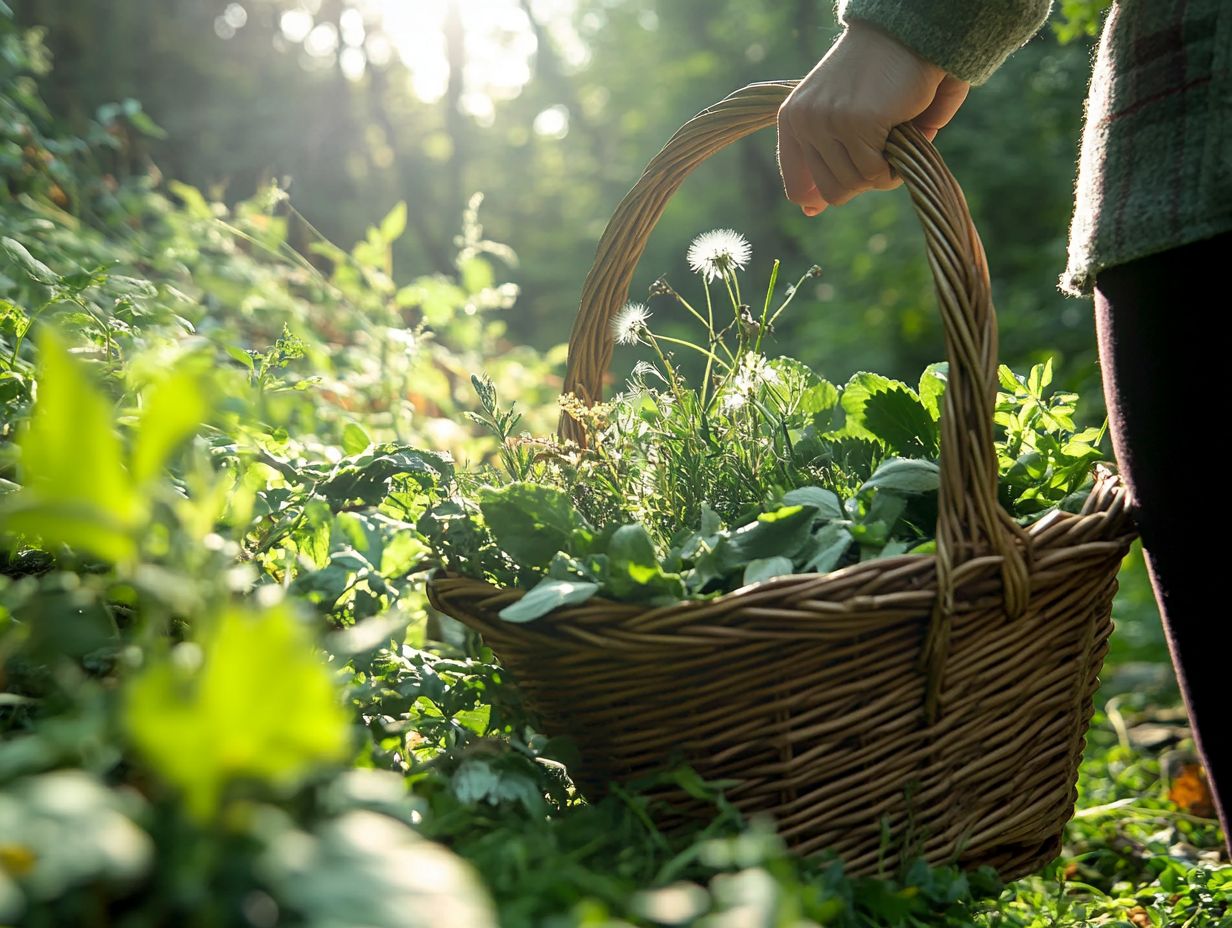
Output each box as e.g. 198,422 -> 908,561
918,362 -> 948,420
767,357 -> 838,417
479,483 -> 590,570
997,364 -> 1022,392
844,374 -> 938,456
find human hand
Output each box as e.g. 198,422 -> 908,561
777,21 -> 971,215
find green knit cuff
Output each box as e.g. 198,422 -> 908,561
837,0 -> 1054,85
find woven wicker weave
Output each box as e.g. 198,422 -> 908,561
428,82 -> 1137,878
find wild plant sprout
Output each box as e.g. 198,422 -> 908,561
424,230 -> 1108,620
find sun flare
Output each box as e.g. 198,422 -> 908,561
377,0 -> 540,113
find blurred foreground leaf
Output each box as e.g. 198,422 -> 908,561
3,329 -> 141,563
125,604 -> 351,817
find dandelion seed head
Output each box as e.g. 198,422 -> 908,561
687,229 -> 752,282
612,302 -> 652,345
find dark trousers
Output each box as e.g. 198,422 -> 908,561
1094,232 -> 1230,850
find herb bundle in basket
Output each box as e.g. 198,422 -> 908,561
425,83 -> 1137,879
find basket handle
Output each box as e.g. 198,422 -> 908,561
558,82 -> 1030,708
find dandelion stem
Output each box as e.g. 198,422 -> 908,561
701,281 -> 716,408
665,286 -> 713,334
754,259 -> 780,355
643,332 -> 688,410
766,268 -> 817,329
649,333 -> 730,370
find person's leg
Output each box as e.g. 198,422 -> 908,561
1094,232 -> 1231,852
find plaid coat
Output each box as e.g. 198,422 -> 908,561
838,0 -> 1232,294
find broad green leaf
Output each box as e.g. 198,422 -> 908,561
688,536 -> 745,592
781,486 -> 842,521
336,511 -> 383,558
342,422 -> 371,456
479,483 -> 590,570
379,202 -> 408,243
840,372 -> 938,456
459,256 -> 495,294
799,523 -> 854,574
767,357 -> 838,417
300,500 -> 334,570
380,532 -> 427,578
0,771 -> 153,915
168,180 -> 215,219
997,365 -> 1022,392
322,444 -> 451,507
1027,359 -> 1053,395
546,551 -> 608,585
728,504 -> 817,562
742,556 -> 794,586
876,540 -> 912,559
132,363 -> 211,485
861,459 -> 941,496
499,578 -> 599,623
918,362 -> 948,420
261,811 -> 498,928
224,344 -> 255,372
2,238 -> 58,285
605,524 -> 683,602
125,604 -> 350,818
4,329 -> 141,562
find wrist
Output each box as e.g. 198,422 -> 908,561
839,19 -> 948,83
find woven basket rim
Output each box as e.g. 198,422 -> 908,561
428,467 -> 1134,634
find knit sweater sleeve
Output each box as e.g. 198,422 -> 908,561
836,0 -> 1054,85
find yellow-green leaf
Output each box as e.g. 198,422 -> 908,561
3,329 -> 141,562
132,362 -> 211,485
124,604 -> 351,818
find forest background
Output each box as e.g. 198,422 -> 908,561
6,1 -> 1223,926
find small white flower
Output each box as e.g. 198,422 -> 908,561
721,391 -> 747,413
629,360 -> 667,385
687,229 -> 752,281
612,302 -> 652,345
732,352 -> 779,395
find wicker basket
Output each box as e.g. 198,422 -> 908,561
428,82 -> 1137,878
